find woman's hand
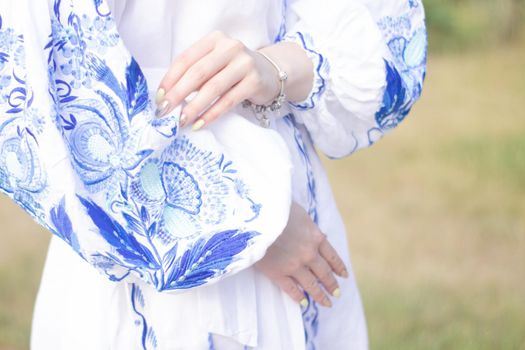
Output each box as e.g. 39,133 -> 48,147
154,30 -> 313,130
255,202 -> 349,308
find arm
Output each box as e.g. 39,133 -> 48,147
138,0 -> 427,151
275,0 -> 428,158
153,31 -> 317,129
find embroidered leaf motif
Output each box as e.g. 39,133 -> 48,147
123,212 -> 145,236
86,54 -> 148,122
125,58 -> 149,121
162,229 -> 259,290
85,54 -> 127,105
60,113 -> 77,130
375,60 -> 409,130
50,197 -> 81,254
77,195 -> 159,269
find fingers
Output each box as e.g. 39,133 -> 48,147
156,32 -> 248,120
318,236 -> 349,278
293,267 -> 332,308
275,276 -> 309,307
180,59 -> 249,128
308,255 -> 341,298
192,75 -> 254,129
156,48 -> 232,118
157,31 -> 219,98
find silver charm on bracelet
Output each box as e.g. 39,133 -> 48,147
242,51 -> 288,128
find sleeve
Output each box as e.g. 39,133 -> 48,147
0,0 -> 292,292
278,0 -> 427,158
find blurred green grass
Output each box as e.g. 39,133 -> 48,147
424,0 -> 525,52
322,42 -> 525,349
0,201 -> 49,350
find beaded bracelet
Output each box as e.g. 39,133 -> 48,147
242,50 -> 288,128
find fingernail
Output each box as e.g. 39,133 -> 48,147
300,298 -> 309,308
155,88 -> 165,105
323,297 -> 333,308
155,100 -> 170,118
341,269 -> 349,278
192,119 -> 205,131
179,113 -> 187,127
332,288 -> 341,298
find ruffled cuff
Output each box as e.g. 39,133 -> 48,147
279,31 -> 330,111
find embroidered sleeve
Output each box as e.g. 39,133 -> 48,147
0,0 -> 292,292
278,0 -> 427,158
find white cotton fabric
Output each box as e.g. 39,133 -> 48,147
29,0 -> 427,349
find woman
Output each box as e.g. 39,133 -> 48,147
0,0 -> 427,349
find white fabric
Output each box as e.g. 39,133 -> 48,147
29,0 -> 427,349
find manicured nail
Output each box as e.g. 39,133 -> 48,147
300,298 -> 309,308
179,113 -> 187,127
332,288 -> 341,298
192,119 -> 205,131
341,269 -> 349,278
323,297 -> 333,308
155,88 -> 165,105
155,100 -> 170,118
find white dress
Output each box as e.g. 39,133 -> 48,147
10,0 -> 427,349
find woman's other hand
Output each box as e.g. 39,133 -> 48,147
154,30 -> 313,130
255,202 -> 349,308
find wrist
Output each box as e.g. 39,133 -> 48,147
257,41 -> 314,103
279,31 -> 329,111
242,48 -> 289,127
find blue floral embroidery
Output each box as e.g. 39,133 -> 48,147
0,16 -> 47,221
0,21 -> 24,105
45,183 -> 260,291
129,137 -> 261,245
39,0 -> 266,293
161,229 -> 259,290
408,0 -> 419,8
375,10 -> 427,130
47,13 -> 151,197
50,197 -> 82,255
2,2 -> 269,347
47,10 -> 120,89
375,60 -> 410,129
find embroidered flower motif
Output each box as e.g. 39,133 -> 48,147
48,11 -> 119,89
64,97 -> 149,196
0,27 -> 19,55
0,18 -> 46,219
129,137 -> 233,243
0,134 -> 46,217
